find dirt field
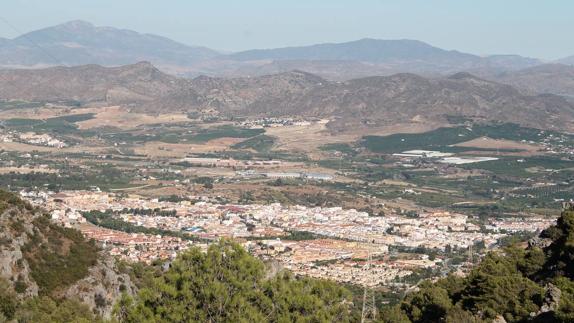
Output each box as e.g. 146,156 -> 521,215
452,136 -> 543,155
0,105 -> 191,130
133,140 -> 232,158
76,106 -> 190,129
0,142 -> 55,152
267,120 -> 443,156
0,106 -> 81,120
267,121 -> 360,157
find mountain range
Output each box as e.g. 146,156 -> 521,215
557,55 -> 574,66
1,20 -> 573,132
1,20 -> 572,80
0,20 -> 218,69
222,39 -> 542,77
1,62 -> 573,133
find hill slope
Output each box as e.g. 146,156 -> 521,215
0,63 -> 572,132
0,61 -> 189,104
285,72 -> 574,131
0,190 -> 134,319
384,206 -> 574,322
491,64 -> 574,97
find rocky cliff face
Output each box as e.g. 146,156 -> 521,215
0,191 -> 134,319
0,196 -> 41,299
65,256 -> 136,318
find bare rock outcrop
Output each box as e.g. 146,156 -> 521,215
65,255 -> 136,319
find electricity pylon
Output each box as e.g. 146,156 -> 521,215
361,252 -> 377,323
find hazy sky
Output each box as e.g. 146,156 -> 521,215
0,0 -> 572,60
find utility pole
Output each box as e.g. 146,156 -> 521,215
361,252 -> 377,323
468,244 -> 473,265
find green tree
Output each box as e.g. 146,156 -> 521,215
0,278 -> 17,321
120,240 -> 354,322
459,252 -> 543,321
15,297 -> 101,323
401,282 -> 453,323
380,305 -> 411,323
543,211 -> 574,280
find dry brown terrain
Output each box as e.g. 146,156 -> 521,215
76,106 -> 190,129
0,105 -> 192,130
452,136 -> 543,156
133,141 -> 231,158
0,142 -> 55,152
0,106 -> 88,120
268,121 -> 442,157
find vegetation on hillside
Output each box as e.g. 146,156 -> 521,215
382,208 -> 574,322
115,240 -> 356,322
22,216 -> 99,295
0,190 -> 101,321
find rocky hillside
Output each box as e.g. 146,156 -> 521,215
489,64 -> 574,97
281,72 -> 574,131
192,71 -> 574,132
0,63 -> 573,132
0,190 -> 134,319
0,61 -> 187,104
383,206 -> 574,322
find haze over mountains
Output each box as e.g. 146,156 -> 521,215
1,20 -> 573,132
224,38 -> 542,77
0,20 -> 219,68
1,20 -> 573,81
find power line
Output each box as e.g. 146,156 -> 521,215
0,16 -> 64,66
361,251 -> 377,323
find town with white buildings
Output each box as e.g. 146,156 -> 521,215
19,189 -> 556,286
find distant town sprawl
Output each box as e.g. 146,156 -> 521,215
21,189 -> 555,287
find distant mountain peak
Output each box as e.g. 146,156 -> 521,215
57,20 -> 95,30
448,71 -> 481,80
226,38 -> 481,64
131,61 -> 155,68
281,69 -> 325,80
0,21 -> 220,68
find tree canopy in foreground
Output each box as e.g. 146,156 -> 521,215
116,240 -> 355,323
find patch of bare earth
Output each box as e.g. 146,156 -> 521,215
452,136 -> 543,155
134,140 -> 231,158
76,106 -> 191,129
267,121 -> 443,157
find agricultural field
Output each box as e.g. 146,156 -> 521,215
362,123 -> 573,153
0,104 -> 572,217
